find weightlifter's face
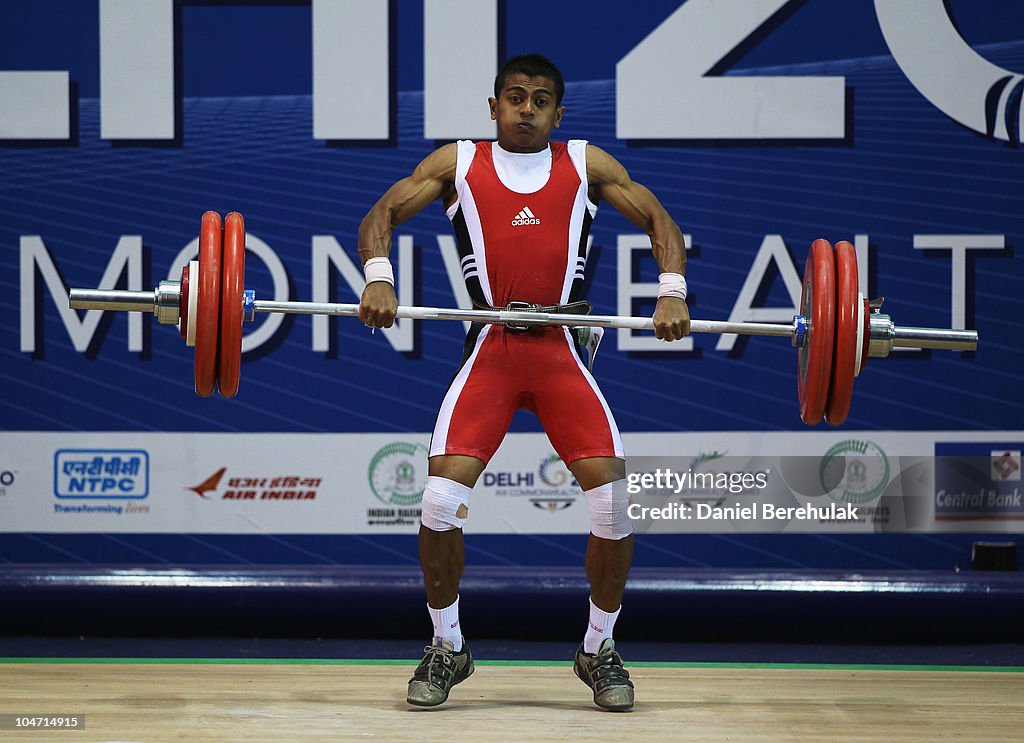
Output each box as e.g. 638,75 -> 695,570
489,73 -> 564,153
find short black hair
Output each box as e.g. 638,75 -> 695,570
494,53 -> 565,106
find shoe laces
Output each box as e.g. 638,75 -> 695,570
413,644 -> 458,688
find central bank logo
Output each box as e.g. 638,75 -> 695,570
992,451 -> 1021,481
369,442 -> 428,506
820,440 -> 890,505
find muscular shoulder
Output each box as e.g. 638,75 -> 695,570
585,144 -> 629,187
413,142 -> 459,184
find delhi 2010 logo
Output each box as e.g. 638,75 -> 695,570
538,454 -> 571,488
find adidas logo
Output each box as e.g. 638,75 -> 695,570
511,206 -> 541,226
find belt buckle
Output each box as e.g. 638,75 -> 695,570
503,301 -> 539,332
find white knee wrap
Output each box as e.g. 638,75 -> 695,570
421,476 -> 471,531
586,480 -> 633,540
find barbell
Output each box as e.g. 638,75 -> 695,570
68,211 -> 979,426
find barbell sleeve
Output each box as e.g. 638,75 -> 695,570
70,288 -> 159,313
892,326 -> 979,351
866,313 -> 979,354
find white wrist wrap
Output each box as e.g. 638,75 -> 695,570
658,272 -> 687,301
364,257 -> 394,286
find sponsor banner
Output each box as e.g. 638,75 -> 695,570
934,442 -> 1024,522
0,432 -> 429,534
3,431 -> 1024,534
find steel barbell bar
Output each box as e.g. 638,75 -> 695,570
67,212 -> 979,425
68,288 -> 978,348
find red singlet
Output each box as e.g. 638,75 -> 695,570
429,140 -> 623,465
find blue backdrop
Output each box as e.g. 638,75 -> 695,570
1,0 -> 1022,569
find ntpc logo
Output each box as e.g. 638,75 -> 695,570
54,450 -> 149,499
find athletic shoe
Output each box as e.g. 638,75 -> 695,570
406,637 -> 475,707
573,638 -> 635,711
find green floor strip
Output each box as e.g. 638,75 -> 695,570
0,657 -> 1022,672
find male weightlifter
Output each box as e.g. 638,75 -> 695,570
357,54 -> 689,711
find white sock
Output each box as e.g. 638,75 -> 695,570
583,596 -> 620,654
428,595 -> 463,651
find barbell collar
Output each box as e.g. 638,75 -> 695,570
243,290 -> 256,323
868,313 -> 895,357
155,280 -> 182,325
792,314 -> 807,348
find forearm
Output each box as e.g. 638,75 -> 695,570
357,203 -> 396,264
357,145 -> 456,265
650,212 -> 686,276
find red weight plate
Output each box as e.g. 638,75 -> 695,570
194,211 -> 223,397
179,263 -> 190,341
825,240 -> 858,425
218,212 -> 245,398
798,239 -> 836,425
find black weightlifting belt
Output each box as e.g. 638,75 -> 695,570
474,300 -> 593,332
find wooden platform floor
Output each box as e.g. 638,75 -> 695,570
1,659 -> 1022,742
